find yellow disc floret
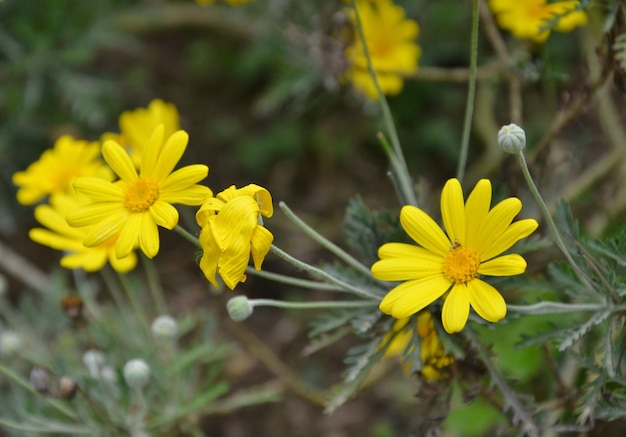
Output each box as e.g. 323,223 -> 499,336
124,179 -> 159,213
442,245 -> 480,284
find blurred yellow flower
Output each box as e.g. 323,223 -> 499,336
67,125 -> 212,259
196,184 -> 273,290
488,0 -> 587,43
372,179 -> 538,333
381,312 -> 453,381
344,0 -> 420,100
103,99 -> 180,168
12,135 -> 113,205
29,195 -> 137,273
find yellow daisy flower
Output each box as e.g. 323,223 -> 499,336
67,125 -> 212,259
344,0 -> 420,100
488,0 -> 587,43
29,195 -> 137,273
103,99 -> 180,168
372,178 -> 538,334
12,135 -> 113,205
196,184 -> 273,290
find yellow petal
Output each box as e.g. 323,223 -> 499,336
196,198 -> 224,227
400,206 -> 450,257
211,196 -> 258,250
140,125 -> 165,178
441,178 -> 465,244
480,218 -> 538,261
250,225 -> 273,270
67,202 -> 124,227
151,130 -> 188,181
61,250 -> 107,272
83,213 -> 127,248
116,214 -> 142,258
108,249 -> 137,273
160,185 -> 213,206
73,177 -> 125,202
467,279 -> 506,323
29,228 -> 83,252
198,224 -> 220,288
473,197 -> 522,255
479,254 -> 527,276
379,274 -> 450,319
464,179 -> 491,250
441,283 -> 470,334
102,141 -> 138,182
138,213 -> 159,259
371,244 -> 443,281
150,201 -> 179,229
160,165 -> 209,192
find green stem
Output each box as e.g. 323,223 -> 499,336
141,256 -> 168,316
246,267 -> 347,291
279,201 -> 372,278
352,0 -> 416,206
456,0 -> 480,181
100,267 -> 133,329
116,272 -> 151,338
517,151 -> 594,291
507,301 -> 625,315
174,224 -> 201,249
250,298 -> 378,310
270,245 -> 382,299
0,362 -> 78,420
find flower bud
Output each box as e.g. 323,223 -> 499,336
0,331 -> 22,356
58,376 -> 78,400
123,359 -> 150,390
151,315 -> 178,340
227,296 -> 253,322
82,350 -> 105,377
29,367 -> 51,394
498,123 -> 526,154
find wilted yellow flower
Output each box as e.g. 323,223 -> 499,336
488,0 -> 587,43
196,184 -> 273,290
372,179 -> 538,334
103,99 -> 180,168
29,195 -> 137,273
12,136 -> 113,205
67,125 -> 212,259
344,0 -> 420,100
381,312 -> 453,381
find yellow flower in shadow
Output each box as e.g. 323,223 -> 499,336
196,184 -> 273,290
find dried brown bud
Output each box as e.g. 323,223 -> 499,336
61,295 -> 84,321
57,376 -> 78,400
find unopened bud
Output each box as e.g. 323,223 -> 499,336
29,367 -> 51,394
123,359 -> 150,390
82,350 -> 105,377
498,123 -> 526,154
58,376 -> 78,400
0,331 -> 22,356
227,296 -> 253,322
151,315 -> 178,340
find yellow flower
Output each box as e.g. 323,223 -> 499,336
29,195 -> 137,273
372,178 -> 538,334
344,0 -> 420,100
103,99 -> 180,168
12,135 -> 113,205
67,125 -> 212,259
488,0 -> 587,43
196,184 -> 273,290
381,312 -> 454,381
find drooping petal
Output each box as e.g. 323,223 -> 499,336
472,197 -> 522,255
198,223 -> 221,288
73,177 -> 125,202
379,274 -> 451,319
116,213 -> 142,258
102,141 -> 138,182
67,202 -> 125,227
372,244 -> 443,281
160,165 -> 209,192
400,205 -> 450,257
479,254 -> 527,276
480,218 -> 538,261
441,178 -> 465,244
467,279 -> 507,323
138,213 -> 159,258
150,201 -> 179,229
211,196 -> 259,251
250,225 -> 273,270
441,283 -> 470,333
151,130 -> 188,181
464,179 -> 492,250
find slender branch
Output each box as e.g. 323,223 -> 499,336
245,267 -> 346,291
507,302 -> 619,315
174,225 -> 201,249
250,298 -> 377,311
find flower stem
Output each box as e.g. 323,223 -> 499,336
116,272 -> 151,338
269,245 -> 382,299
456,0 -> 479,181
279,201 -> 372,278
507,302 -> 623,315
250,298 -> 378,311
174,224 -> 201,249
352,0 -> 416,206
246,267 -> 348,291
141,256 -> 168,316
517,151 -> 593,290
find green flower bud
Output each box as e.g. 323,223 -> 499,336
151,315 -> 178,340
0,331 -> 22,357
227,296 -> 253,322
498,123 -> 526,154
123,359 -> 150,390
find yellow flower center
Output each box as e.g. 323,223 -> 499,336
370,35 -> 392,58
124,179 -> 159,213
442,244 -> 480,284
